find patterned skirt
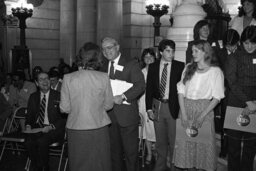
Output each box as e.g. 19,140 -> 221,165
173,98 -> 216,171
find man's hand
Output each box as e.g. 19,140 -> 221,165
246,101 -> 256,112
42,126 -> 52,133
147,110 -> 155,121
114,95 -> 123,105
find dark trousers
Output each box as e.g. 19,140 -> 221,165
25,128 -> 64,170
154,103 -> 176,171
227,129 -> 256,171
109,122 -> 139,171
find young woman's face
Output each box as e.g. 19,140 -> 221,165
243,40 -> 256,53
192,45 -> 205,63
199,25 -> 210,40
143,53 -> 155,65
243,1 -> 254,15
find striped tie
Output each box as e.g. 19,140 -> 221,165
159,63 -> 168,98
37,94 -> 46,127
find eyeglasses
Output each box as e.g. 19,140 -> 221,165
102,45 -> 116,52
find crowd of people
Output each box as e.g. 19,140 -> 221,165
0,0 -> 256,171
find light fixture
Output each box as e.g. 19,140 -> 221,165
145,0 -> 169,46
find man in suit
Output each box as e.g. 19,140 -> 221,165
146,39 -> 184,171
101,37 -> 145,171
48,70 -> 62,92
25,72 -> 66,171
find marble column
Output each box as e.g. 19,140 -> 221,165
60,0 -> 76,65
76,0 -> 96,52
167,0 -> 206,62
97,0 -> 123,45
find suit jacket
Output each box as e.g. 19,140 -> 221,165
101,56 -> 146,127
146,59 -> 184,119
26,89 -> 65,132
60,70 -> 113,130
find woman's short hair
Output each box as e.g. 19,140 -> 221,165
193,20 -> 210,40
140,48 -> 156,68
76,42 -> 102,70
240,25 -> 256,43
238,0 -> 256,19
223,29 -> 240,46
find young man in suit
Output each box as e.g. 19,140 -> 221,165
101,37 -> 145,171
25,72 -> 66,171
146,39 -> 184,171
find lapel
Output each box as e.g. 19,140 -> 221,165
36,91 -> 41,116
47,90 -> 53,117
169,60 -> 177,91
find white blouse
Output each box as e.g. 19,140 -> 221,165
177,66 -> 225,101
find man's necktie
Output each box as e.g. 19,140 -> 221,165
109,61 -> 115,79
159,63 -> 168,98
38,94 -> 46,127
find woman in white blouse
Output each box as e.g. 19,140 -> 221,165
173,40 -> 225,171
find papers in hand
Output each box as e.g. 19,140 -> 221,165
110,79 -> 133,105
23,128 -> 43,134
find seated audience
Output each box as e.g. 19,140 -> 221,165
9,71 -> 37,131
25,71 -> 66,171
0,79 -> 12,135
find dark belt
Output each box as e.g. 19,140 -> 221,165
159,99 -> 169,103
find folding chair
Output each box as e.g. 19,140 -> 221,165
25,133 -> 67,171
0,107 -> 27,161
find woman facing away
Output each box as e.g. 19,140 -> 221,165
230,0 -> 256,36
60,42 -> 114,171
138,48 -> 156,165
225,25 -> 256,171
173,40 -> 225,171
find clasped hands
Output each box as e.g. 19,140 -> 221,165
25,125 -> 54,133
181,112 -> 206,129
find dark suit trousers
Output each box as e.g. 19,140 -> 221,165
109,121 -> 139,171
25,128 -> 65,169
227,129 -> 256,171
154,103 -> 176,171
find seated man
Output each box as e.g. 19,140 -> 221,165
25,71 -> 66,171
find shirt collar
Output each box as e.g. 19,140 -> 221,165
112,53 -> 121,64
41,90 -> 50,99
160,59 -> 171,66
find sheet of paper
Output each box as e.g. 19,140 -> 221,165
110,79 -> 133,105
23,128 -> 43,134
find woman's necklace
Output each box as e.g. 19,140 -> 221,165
197,66 -> 210,72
